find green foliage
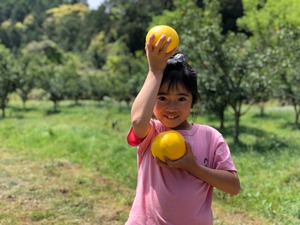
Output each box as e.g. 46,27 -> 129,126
102,40 -> 134,102
44,3 -> 90,52
14,50 -> 41,109
106,0 -> 175,54
238,0 -> 300,125
62,53 -> 87,103
86,31 -> 109,69
239,0 -> 300,32
85,71 -> 109,101
274,26 -> 300,125
0,44 -> 16,117
0,0 -> 83,50
26,39 -> 64,64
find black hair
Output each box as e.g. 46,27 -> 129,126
161,55 -> 200,107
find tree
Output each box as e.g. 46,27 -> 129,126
102,40 -> 134,104
103,0 -> 175,54
0,20 -> 22,52
223,33 -> 270,142
0,0 -> 84,51
150,0 -> 272,143
273,26 -> 300,126
43,3 -> 90,52
127,50 -> 148,98
39,62 -> 65,112
238,0 -> 300,126
14,50 -> 40,110
219,0 -> 243,34
26,39 -> 65,112
86,71 -> 109,102
0,44 -> 16,118
62,53 -> 87,104
26,39 -> 64,64
86,31 -> 109,69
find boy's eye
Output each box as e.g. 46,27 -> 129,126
158,96 -> 167,101
178,97 -> 187,102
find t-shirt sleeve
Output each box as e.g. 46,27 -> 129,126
127,127 -> 144,147
212,134 -> 237,172
126,120 -> 166,167
126,126 -> 155,148
126,122 -> 160,168
126,119 -> 165,148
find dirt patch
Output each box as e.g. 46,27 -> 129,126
213,203 -> 270,225
0,149 -> 270,224
0,149 -> 132,224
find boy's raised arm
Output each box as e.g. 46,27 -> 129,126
130,34 -> 177,139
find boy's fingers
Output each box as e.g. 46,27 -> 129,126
155,35 -> 166,52
160,37 -> 172,53
145,34 -> 154,51
155,157 -> 168,168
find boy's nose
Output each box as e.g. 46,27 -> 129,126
166,101 -> 177,110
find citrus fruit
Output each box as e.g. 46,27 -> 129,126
151,130 -> 186,162
145,25 -> 179,53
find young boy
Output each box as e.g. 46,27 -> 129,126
126,34 -> 240,225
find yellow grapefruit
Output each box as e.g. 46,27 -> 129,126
145,25 -> 179,53
151,130 -> 186,162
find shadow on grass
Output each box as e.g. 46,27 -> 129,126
218,125 -> 288,154
4,106 -> 39,119
4,105 -> 60,118
7,105 -> 41,113
8,106 -> 31,111
279,121 -> 300,131
251,112 -> 284,120
45,109 -> 61,115
66,102 -> 83,108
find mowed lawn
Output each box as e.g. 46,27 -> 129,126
0,99 -> 299,224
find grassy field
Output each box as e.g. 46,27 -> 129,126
0,98 -> 299,224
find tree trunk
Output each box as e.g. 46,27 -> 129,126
234,111 -> 240,144
22,100 -> 26,110
219,110 -> 225,129
291,100 -> 299,126
1,100 -> 5,118
259,102 -> 265,116
1,107 -> 5,118
53,100 -> 58,112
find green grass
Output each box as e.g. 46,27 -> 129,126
1,99 -> 299,224
1,99 -> 137,187
205,105 -> 300,224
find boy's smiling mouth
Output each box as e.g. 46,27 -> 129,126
164,115 -> 179,120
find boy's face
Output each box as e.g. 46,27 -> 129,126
153,82 -> 193,130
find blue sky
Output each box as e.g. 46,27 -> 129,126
87,0 -> 105,10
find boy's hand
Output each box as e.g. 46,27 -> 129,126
145,34 -> 178,74
155,143 -> 241,195
155,142 -> 198,172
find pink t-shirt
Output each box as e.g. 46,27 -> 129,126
126,119 -> 236,225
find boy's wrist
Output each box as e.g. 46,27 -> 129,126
185,160 -> 202,176
148,69 -> 164,77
